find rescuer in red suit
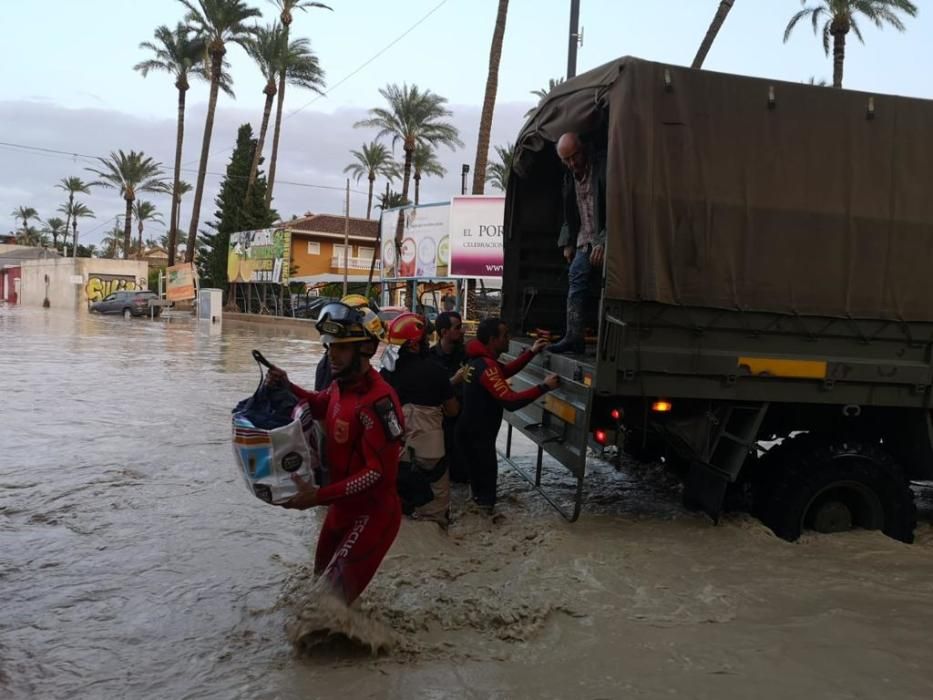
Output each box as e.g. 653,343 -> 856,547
267,301 -> 404,605
458,317 -> 560,510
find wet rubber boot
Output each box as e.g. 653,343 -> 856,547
548,301 -> 585,354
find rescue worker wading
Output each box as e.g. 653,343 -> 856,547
458,318 -> 560,509
266,302 -> 404,605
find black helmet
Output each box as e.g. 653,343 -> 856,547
315,302 -> 385,345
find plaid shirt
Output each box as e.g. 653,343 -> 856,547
573,172 -> 596,249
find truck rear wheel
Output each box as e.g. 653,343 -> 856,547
622,428 -> 665,464
758,438 -> 916,543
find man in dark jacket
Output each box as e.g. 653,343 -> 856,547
430,312 -> 469,483
457,318 -> 559,509
549,132 -> 608,354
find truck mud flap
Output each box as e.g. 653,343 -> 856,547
684,461 -> 729,524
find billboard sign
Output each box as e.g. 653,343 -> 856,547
166,262 -> 196,301
227,228 -> 291,284
380,203 -> 450,279
448,195 -> 505,278
379,196 -> 504,280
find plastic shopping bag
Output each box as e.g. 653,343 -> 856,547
232,350 -> 319,505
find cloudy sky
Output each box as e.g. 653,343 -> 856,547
2,0 -> 931,248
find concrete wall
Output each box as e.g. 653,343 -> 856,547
19,258 -> 149,312
0,244 -> 34,254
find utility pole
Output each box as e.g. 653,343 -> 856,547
567,0 -> 581,79
342,178 -> 350,296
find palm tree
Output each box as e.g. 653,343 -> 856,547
44,217 -> 67,250
376,190 -> 408,211
101,224 -> 125,259
181,0 -> 262,263
343,142 -> 397,218
135,22 -> 211,267
266,0 -> 331,207
412,144 -> 446,205
784,0 -> 918,88
525,77 -> 564,117
55,177 -> 93,248
63,202 -> 95,254
355,84 -> 462,213
86,150 -> 168,259
247,26 -> 326,205
11,206 -> 39,234
244,22 -> 285,195
692,0 -> 737,69
15,226 -> 43,247
133,201 -> 165,258
485,142 -> 514,193
471,0 -> 509,194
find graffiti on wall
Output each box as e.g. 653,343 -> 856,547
84,274 -> 144,303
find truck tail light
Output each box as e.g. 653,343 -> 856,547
594,429 -> 608,445
651,400 -> 672,413
610,408 -> 622,422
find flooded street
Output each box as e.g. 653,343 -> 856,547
3,306 -> 933,699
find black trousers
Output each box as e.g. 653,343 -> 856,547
457,426 -> 499,506
444,417 -> 470,484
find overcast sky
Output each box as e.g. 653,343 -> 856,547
2,0 -> 931,248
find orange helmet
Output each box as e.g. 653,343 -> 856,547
387,312 -> 427,346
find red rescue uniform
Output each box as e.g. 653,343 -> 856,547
291,367 -> 404,604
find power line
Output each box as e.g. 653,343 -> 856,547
0,140 -> 370,196
285,0 -> 453,120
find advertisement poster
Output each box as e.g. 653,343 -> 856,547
380,203 -> 450,279
379,213 -> 399,279
166,263 -> 196,301
227,229 -> 291,284
449,195 -> 505,278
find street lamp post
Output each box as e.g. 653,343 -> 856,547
461,164 -> 470,195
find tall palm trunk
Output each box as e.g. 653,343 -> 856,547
400,144 -> 414,205
366,174 -> 375,219
691,0 -> 735,69
265,66 -> 288,208
832,27 -> 847,88
394,144 -> 415,247
186,42 -> 225,263
265,11 -> 294,209
169,77 -> 188,267
63,193 -> 74,246
472,0 -> 509,194
123,197 -> 134,260
138,220 -> 145,258
414,173 -> 421,205
248,81 -> 276,198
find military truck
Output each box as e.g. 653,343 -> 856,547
498,57 -> 933,542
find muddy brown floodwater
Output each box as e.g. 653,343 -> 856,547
3,306 -> 933,700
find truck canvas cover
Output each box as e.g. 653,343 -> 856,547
513,57 -> 933,321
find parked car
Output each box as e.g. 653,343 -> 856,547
293,296 -> 338,320
377,306 -> 408,323
90,290 -> 160,319
418,304 -> 438,322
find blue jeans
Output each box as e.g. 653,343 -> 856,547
568,245 -> 593,306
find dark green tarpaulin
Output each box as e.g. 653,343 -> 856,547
513,57 -> 933,321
